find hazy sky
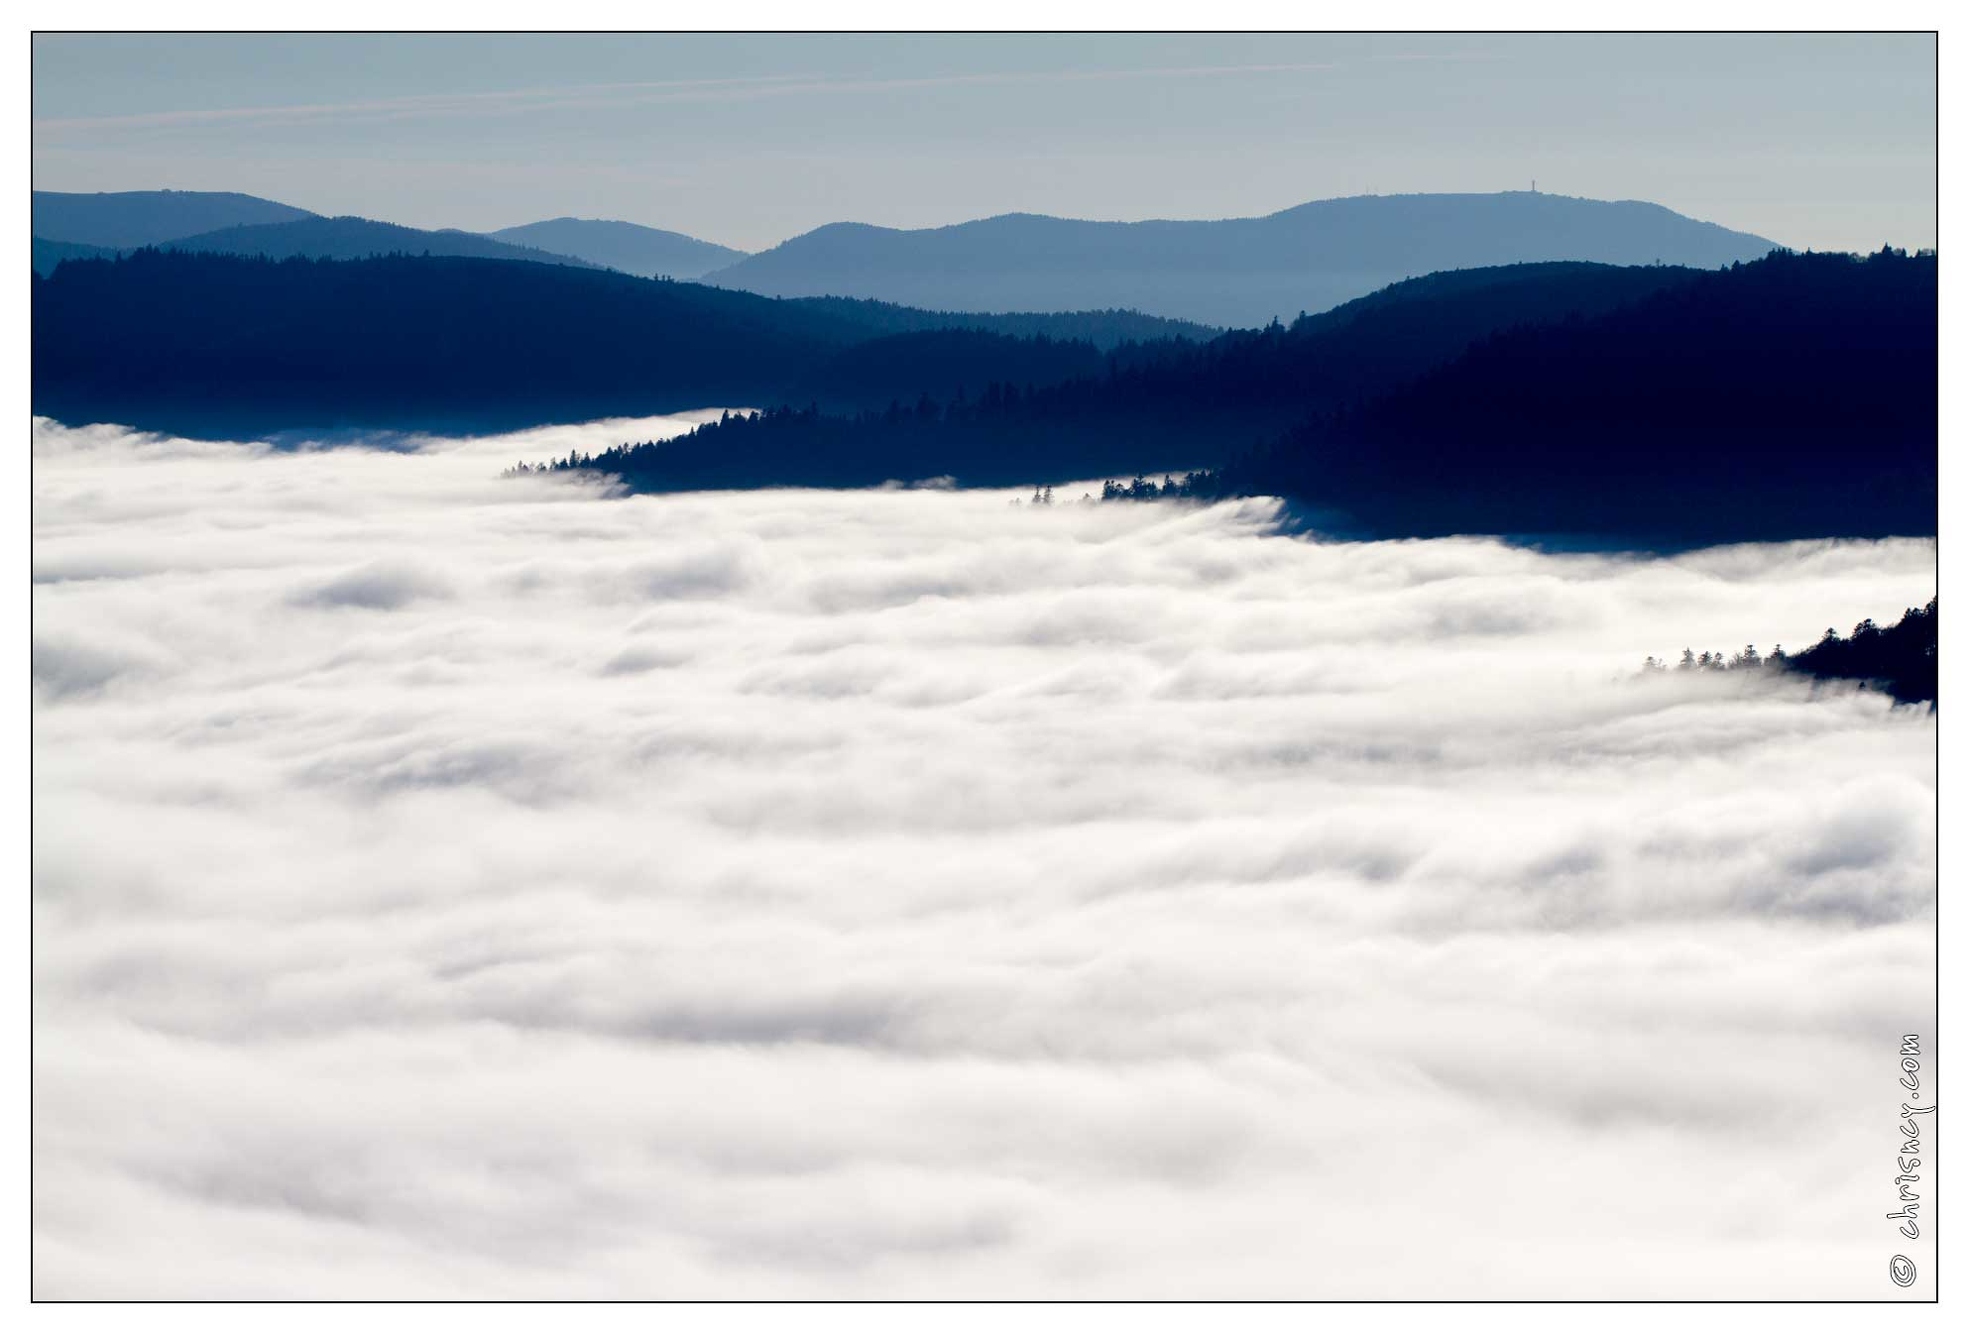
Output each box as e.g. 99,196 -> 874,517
33,33 -> 1936,256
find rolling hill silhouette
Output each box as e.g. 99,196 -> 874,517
157,216 -> 599,268
706,191 -> 1777,325
486,218 -> 746,279
31,188 -> 318,248
30,250 -> 1209,437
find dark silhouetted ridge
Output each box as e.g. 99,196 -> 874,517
33,251 -> 867,436
544,250 -> 1934,545
1199,248 -> 1935,542
543,260 -> 1715,494
30,249 -> 1201,438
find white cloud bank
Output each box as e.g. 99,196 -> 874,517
32,416 -> 1937,1298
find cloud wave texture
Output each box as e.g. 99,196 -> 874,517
32,416 -> 1937,1297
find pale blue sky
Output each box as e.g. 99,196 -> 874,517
32,33 -> 1936,252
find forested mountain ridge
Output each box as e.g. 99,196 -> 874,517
1196,247 -> 1936,541
30,249 -> 1204,437
533,260 -> 1718,493
31,250 -> 888,436
543,250 -> 1935,545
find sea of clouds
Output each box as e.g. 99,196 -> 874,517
31,413 -> 1937,1298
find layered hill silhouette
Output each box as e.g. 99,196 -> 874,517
29,191 -> 627,276
706,191 -> 1778,326
544,260 -> 1717,491
544,250 -> 1935,545
31,237 -> 120,276
31,189 -> 317,248
155,216 -> 600,268
30,250 -> 1209,437
486,218 -> 746,279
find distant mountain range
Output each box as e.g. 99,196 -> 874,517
34,188 -> 1781,329
485,218 -> 747,279
705,192 -> 1778,327
29,190 -> 735,280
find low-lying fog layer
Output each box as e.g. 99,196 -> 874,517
33,415 -> 1937,1298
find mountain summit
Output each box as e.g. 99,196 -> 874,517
485,218 -> 746,279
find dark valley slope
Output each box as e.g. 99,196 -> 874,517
707,191 -> 1776,326
486,218 -> 747,279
